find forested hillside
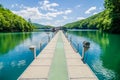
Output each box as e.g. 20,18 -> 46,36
64,0 -> 120,33
0,5 -> 34,32
32,23 -> 53,29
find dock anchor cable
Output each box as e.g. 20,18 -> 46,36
81,41 -> 90,63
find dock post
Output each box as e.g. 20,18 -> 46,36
29,45 -> 36,59
52,33 -> 54,38
70,36 -> 72,42
40,42 -> 42,50
77,43 -> 79,52
66,32 -> 68,38
46,32 -> 50,42
81,41 -> 90,63
48,35 -> 50,42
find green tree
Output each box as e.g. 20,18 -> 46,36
64,0 -> 120,33
0,4 -> 34,32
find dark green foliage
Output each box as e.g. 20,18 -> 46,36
32,23 -> 53,29
105,0 -> 120,33
64,10 -> 111,31
64,0 -> 120,33
0,5 -> 34,32
0,4 -> 3,8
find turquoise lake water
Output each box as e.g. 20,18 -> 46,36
0,30 -> 120,80
0,31 -> 53,80
66,30 -> 120,80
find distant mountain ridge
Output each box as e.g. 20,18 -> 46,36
32,23 -> 53,29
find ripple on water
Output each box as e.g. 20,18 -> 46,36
92,60 -> 115,80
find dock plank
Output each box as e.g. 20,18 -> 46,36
18,31 -> 98,80
61,31 -> 98,80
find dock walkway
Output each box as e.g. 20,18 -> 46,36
18,30 -> 98,80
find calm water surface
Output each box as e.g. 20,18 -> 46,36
67,30 -> 120,80
0,31 -> 53,80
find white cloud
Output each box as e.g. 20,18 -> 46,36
93,12 -> 98,15
41,22 -> 56,26
12,6 -> 72,21
55,20 -> 65,26
12,7 -> 43,19
45,11 -> 63,18
11,4 -> 24,9
39,0 -> 59,11
44,10 -> 72,19
77,17 -> 85,20
56,20 -> 64,23
12,1 -> 72,26
64,9 -> 72,14
11,4 -> 18,8
85,6 -> 96,14
63,16 -> 68,19
19,4 -> 24,9
41,20 -> 65,26
45,9 -> 72,18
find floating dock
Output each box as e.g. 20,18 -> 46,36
18,30 -> 98,80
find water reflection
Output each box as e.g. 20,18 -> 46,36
101,34 -> 120,79
0,33 -> 32,55
67,30 -> 120,80
0,31 -> 53,80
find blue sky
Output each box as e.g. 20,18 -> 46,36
0,0 -> 104,26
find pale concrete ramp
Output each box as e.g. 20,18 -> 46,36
18,30 -> 98,80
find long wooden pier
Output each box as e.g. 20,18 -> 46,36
18,30 -> 98,80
